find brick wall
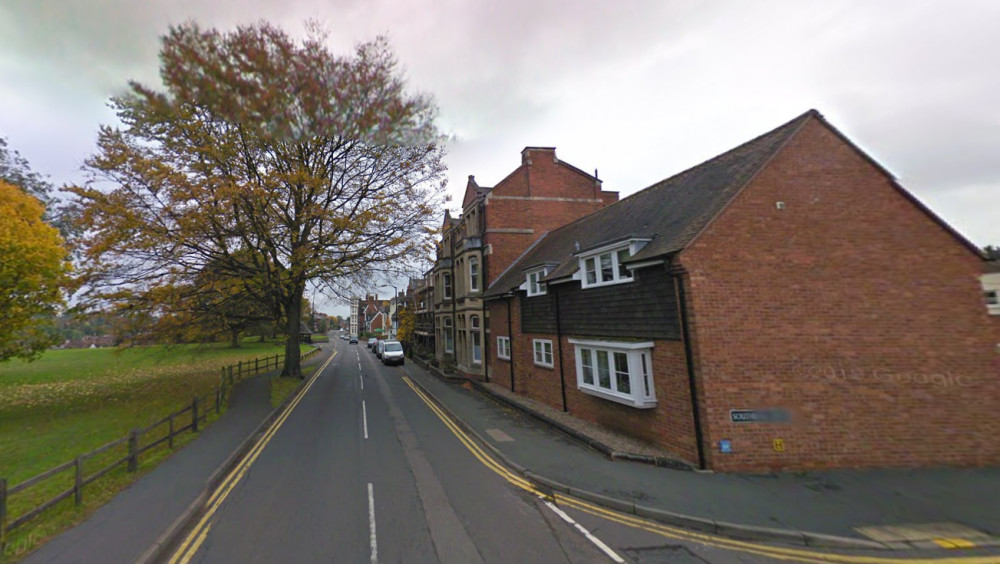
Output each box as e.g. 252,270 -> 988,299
680,117 -> 1000,471
488,295 -> 700,463
483,148 -> 617,285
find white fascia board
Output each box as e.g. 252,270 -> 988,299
567,338 -> 655,350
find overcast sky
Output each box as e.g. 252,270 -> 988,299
2,0 -> 998,317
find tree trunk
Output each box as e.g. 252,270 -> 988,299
283,292 -> 303,379
230,327 -> 241,348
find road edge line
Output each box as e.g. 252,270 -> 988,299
400,367 -> 902,552
136,348 -> 334,564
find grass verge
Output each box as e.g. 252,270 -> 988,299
268,361 -> 320,409
0,339 -> 304,562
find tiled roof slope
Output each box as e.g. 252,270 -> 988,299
485,110 -> 814,298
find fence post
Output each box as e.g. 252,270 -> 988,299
168,413 -> 174,449
238,360 -> 242,378
192,397 -> 199,433
1,477 -> 8,551
74,457 -> 83,506
255,357 -> 259,374
127,430 -> 138,472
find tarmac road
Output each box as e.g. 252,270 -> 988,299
167,337 -> 612,563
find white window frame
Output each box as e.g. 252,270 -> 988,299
533,339 -> 554,368
577,240 -> 650,289
569,339 -> 656,409
580,246 -> 632,288
470,315 -> 481,364
442,272 -> 452,300
525,267 -> 548,297
982,274 -> 1000,315
443,317 -> 454,353
469,257 -> 480,292
497,336 -> 511,360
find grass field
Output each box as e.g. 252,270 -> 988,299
0,339 -> 310,561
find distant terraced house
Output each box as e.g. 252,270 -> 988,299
477,110 -> 998,472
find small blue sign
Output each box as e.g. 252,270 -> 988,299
719,439 -> 733,453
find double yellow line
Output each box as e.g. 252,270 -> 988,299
401,375 -> 1000,564
402,376 -> 540,496
168,351 -> 337,564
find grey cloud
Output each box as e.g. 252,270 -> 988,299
0,0 -> 997,249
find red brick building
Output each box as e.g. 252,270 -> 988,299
431,148 -> 618,377
484,110 -> 999,472
355,294 -> 389,336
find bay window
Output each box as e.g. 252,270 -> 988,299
470,257 -> 480,292
569,339 -> 656,408
443,317 -> 454,353
471,315 -> 481,364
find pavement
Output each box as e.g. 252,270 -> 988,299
20,345 -> 332,564
19,340 -> 1000,562
402,356 -> 1000,551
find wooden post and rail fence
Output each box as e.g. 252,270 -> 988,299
0,347 -> 321,549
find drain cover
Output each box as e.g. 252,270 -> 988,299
855,522 -> 989,543
623,545 -> 709,563
485,428 -> 514,442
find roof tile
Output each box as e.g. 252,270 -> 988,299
485,110 -> 814,297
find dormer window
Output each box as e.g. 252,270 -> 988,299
526,267 -> 548,297
580,245 -> 634,288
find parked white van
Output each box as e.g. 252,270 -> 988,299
380,340 -> 404,366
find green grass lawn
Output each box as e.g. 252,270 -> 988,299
0,339 -> 310,561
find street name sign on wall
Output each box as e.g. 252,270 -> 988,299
730,409 -> 790,423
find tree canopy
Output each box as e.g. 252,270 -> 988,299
0,137 -> 52,204
71,22 -> 448,377
0,181 -> 71,362
396,306 -> 415,346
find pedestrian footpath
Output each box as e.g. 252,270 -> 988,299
400,359 -> 1000,549
21,346 -> 332,564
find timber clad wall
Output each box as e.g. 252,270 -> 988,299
520,269 -> 681,339
490,296 -> 699,462
439,147 -> 617,379
484,112 -> 998,472
681,118 -> 1000,472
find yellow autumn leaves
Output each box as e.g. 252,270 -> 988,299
0,180 -> 72,362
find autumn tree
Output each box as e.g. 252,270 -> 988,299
0,181 -> 72,361
71,23 -> 447,378
0,137 -> 53,203
1,137 -> 80,238
396,306 -> 415,348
